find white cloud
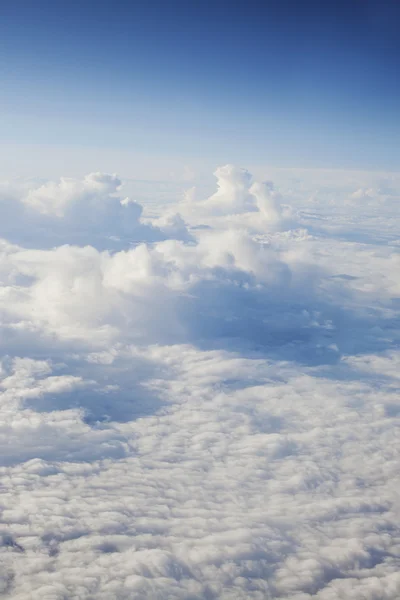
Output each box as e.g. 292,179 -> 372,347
0,225 -> 331,353
202,164 -> 256,214
0,172 -> 192,250
175,164 -> 296,233
349,187 -> 376,203
1,346 -> 400,598
23,172 -> 123,217
0,165 -> 399,598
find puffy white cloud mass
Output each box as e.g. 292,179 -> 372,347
0,165 -> 399,599
0,172 -> 192,249
175,164 -> 295,232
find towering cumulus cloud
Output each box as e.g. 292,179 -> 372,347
0,166 -> 399,599
176,164 -> 293,232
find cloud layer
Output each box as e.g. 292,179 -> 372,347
0,166 -> 399,599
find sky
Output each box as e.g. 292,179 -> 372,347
1,3 -> 400,599
1,0 -> 400,176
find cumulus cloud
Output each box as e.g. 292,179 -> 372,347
177,164 -> 295,233
0,172 -> 191,250
202,164 -> 256,214
23,172 -> 124,217
0,225 -> 334,355
0,165 -> 399,599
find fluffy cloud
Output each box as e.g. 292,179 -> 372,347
177,164 -> 295,232
23,172 -> 125,217
0,226 -> 336,356
0,165 -> 399,599
0,173 -> 191,250
1,346 -> 400,599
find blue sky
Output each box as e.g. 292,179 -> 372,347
1,0 -> 399,175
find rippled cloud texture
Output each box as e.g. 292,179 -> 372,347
0,165 -> 399,599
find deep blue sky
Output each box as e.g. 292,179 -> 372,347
1,0 -> 399,174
